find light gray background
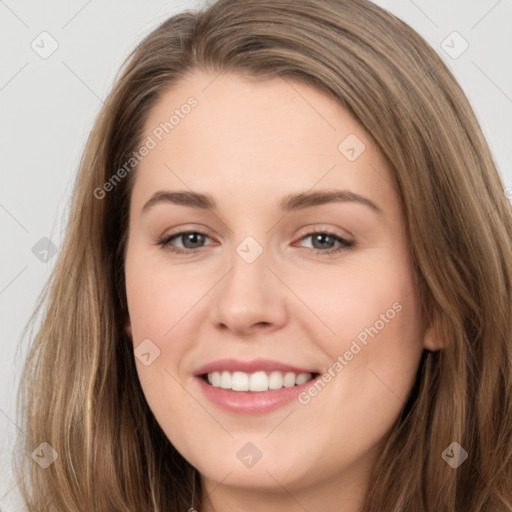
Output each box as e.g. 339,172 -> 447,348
1,1 -> 511,510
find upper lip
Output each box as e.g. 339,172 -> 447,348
194,358 -> 318,376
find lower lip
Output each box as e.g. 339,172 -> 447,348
195,375 -> 319,415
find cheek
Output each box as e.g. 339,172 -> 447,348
290,265 -> 423,472
124,247 -> 197,440
124,247 -> 212,418
124,246 -> 202,345
295,250 -> 419,344
302,247 -> 423,395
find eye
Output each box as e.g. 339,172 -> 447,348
156,231 -> 213,254
296,229 -> 354,255
156,229 -> 355,256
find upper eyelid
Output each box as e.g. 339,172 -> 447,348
162,228 -> 352,245
162,222 -> 353,238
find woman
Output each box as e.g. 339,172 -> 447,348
15,0 -> 512,510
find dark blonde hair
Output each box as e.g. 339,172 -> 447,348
16,0 -> 512,510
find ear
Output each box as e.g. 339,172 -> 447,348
422,314 -> 444,351
125,316 -> 133,340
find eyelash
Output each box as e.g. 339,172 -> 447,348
156,229 -> 355,256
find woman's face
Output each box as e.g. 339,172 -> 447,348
124,70 -> 437,508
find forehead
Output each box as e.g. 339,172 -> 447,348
131,70 -> 396,215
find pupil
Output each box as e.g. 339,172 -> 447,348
314,233 -> 333,249
184,233 -> 203,248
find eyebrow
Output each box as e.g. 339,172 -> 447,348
141,189 -> 383,215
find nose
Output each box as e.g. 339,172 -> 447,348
209,243 -> 288,337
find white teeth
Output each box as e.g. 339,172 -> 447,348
268,371 -> 283,389
249,371 -> 268,392
206,370 -> 314,391
295,372 -> 310,385
283,372 -> 296,388
211,371 -> 221,387
232,371 -> 249,391
220,371 -> 232,389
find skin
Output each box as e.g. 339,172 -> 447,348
124,70 -> 440,512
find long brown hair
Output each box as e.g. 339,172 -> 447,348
15,0 -> 512,510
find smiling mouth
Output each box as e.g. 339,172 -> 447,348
200,370 -> 320,392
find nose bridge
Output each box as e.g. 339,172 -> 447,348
210,233 -> 287,334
